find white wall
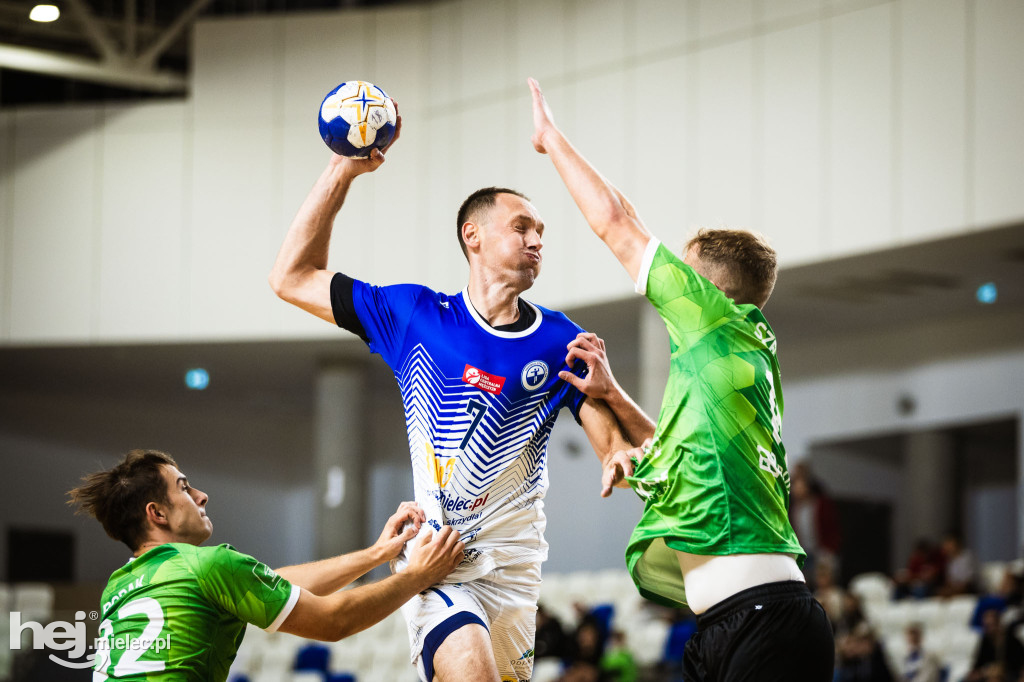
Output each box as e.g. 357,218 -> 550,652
0,431 -> 315,583
2,0 -> 1022,345
784,346 -> 1024,562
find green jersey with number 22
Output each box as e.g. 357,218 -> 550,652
93,543 -> 298,681
625,239 -> 805,609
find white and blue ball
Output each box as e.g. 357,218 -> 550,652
318,81 -> 397,158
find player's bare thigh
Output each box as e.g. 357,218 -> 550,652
432,622 -> 500,682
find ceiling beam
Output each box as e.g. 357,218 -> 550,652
64,0 -> 120,62
0,43 -> 186,92
138,0 -> 215,68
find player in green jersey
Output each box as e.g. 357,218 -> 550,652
68,449 -> 464,681
528,79 -> 835,681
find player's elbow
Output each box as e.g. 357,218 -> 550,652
268,268 -> 300,303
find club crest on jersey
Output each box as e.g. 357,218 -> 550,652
521,360 -> 548,391
462,364 -> 505,395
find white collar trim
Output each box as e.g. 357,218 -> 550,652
461,289 -> 543,338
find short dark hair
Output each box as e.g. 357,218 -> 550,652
686,228 -> 778,308
455,187 -> 530,260
68,449 -> 178,551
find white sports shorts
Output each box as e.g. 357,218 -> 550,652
400,561 -> 540,682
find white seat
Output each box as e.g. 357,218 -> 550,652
328,636 -> 374,673
945,627 -> 981,662
13,583 -> 54,621
871,600 -> 915,638
533,657 -> 563,682
943,595 -> 978,627
923,626 -> 951,652
947,659 -> 971,682
259,634 -> 303,673
630,619 -> 670,666
914,598 -> 946,627
881,633 -> 909,674
979,561 -> 1008,594
849,572 -> 894,604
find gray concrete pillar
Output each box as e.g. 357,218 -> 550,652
905,430 -> 957,544
314,364 -> 366,559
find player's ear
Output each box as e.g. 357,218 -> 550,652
462,221 -> 481,252
145,501 -> 168,527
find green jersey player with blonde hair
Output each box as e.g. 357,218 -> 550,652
528,78 -> 835,682
69,449 -> 464,681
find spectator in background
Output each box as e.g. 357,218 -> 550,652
899,623 -> 943,682
969,607 -> 1024,682
895,539 -> 945,599
814,554 -> 849,629
536,604 -> 570,660
599,631 -> 637,682
835,622 -> 895,682
834,592 -> 869,640
939,532 -> 978,597
559,618 -> 605,682
789,462 -> 843,588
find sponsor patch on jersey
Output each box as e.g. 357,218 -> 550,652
520,360 -> 549,390
253,563 -> 282,590
437,490 -> 489,513
462,364 -> 505,394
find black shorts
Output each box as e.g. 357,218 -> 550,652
682,580 -> 835,682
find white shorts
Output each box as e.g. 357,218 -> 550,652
400,562 -> 540,682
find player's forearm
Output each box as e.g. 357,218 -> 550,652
319,571 -> 430,641
269,160 -> 355,297
275,545 -> 386,596
603,387 -> 656,446
540,129 -> 650,279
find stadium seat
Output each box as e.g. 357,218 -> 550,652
914,598 -> 945,627
259,636 -> 304,678
979,562 -> 1008,594
294,642 -> 330,673
533,657 -> 563,682
947,659 -> 971,682
630,620 -> 671,667
849,572 -> 894,605
287,673 -> 324,682
882,632 -> 910,673
327,667 -> 360,679
12,583 -> 54,621
943,595 -> 978,627
944,628 -> 981,662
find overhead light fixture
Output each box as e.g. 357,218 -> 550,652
29,4 -> 60,22
976,282 -> 998,304
184,368 -> 210,390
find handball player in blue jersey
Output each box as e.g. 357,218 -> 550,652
271,118 -> 653,682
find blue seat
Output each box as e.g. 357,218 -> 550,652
294,642 -> 331,673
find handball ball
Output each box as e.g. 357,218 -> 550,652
318,81 -> 397,158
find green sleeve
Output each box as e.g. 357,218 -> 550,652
635,238 -> 741,352
188,544 -> 299,631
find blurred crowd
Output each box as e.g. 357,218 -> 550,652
533,463 -> 1024,682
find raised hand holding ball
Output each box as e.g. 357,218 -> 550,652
318,80 -> 397,158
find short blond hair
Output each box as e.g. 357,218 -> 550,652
686,228 -> 777,308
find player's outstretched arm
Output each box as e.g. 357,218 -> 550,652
279,525 -> 463,642
275,501 -> 425,596
560,333 -> 655,446
529,78 -> 651,282
578,397 -> 637,498
269,116 -> 402,323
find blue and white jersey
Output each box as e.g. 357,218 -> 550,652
349,280 -> 587,582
